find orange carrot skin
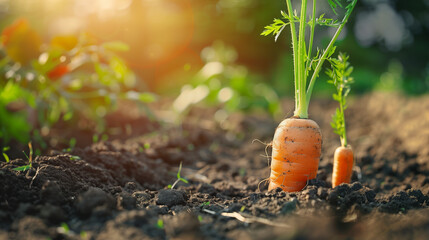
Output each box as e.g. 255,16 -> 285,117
268,118 -> 322,192
332,146 -> 354,188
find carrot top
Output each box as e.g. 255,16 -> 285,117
261,0 -> 357,118
326,53 -> 354,147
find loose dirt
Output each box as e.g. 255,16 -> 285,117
1,92 -> 428,240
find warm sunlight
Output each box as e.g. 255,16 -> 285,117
1,0 -> 429,239
5,0 -> 194,69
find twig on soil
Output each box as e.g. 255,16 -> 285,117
29,165 -> 48,189
202,209 -> 291,228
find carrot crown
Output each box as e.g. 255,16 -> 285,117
261,0 -> 357,118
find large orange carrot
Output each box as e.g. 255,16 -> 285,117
332,146 -> 353,187
262,1 -> 357,192
268,118 -> 322,192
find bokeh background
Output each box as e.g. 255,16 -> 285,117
1,0 -> 427,96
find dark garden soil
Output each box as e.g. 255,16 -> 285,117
1,92 -> 429,240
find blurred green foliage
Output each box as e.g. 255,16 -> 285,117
0,19 -> 155,148
0,81 -> 35,144
173,41 -> 280,119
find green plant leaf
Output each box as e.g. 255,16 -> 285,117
2,153 -> 10,163
327,0 -> 343,15
13,165 -> 31,171
60,223 -> 70,233
261,17 -> 288,41
156,219 -> 164,229
63,111 -> 73,121
70,155 -> 81,161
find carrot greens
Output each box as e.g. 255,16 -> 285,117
326,53 -> 353,147
261,0 -> 357,118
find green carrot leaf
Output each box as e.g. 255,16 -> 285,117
261,18 -> 288,39
328,0 -> 343,15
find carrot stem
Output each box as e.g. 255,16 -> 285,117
285,0 -> 299,112
294,0 -> 308,118
339,89 -> 347,147
305,0 -> 317,79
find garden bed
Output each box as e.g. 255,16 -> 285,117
1,92 -> 429,240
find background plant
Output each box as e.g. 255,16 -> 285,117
0,19 -> 155,150
173,41 -> 280,120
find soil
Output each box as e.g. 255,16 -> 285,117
1,92 -> 429,240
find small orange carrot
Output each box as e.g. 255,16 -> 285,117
327,53 -> 354,188
268,118 -> 322,192
332,146 -> 353,187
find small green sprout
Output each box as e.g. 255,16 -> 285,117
92,135 -> 99,143
64,138 -> 76,152
70,155 -> 81,161
326,53 -> 354,147
198,215 -> 203,222
69,138 -> 76,149
101,134 -> 109,142
2,147 -> 10,163
144,143 -> 151,149
13,142 -> 33,171
60,222 -> 70,233
240,206 -> 246,212
169,162 -> 189,189
156,219 -> 164,229
200,201 -> 210,207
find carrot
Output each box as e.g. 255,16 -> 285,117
327,53 -> 355,188
262,1 -> 357,192
268,118 -> 322,192
332,146 -> 353,187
